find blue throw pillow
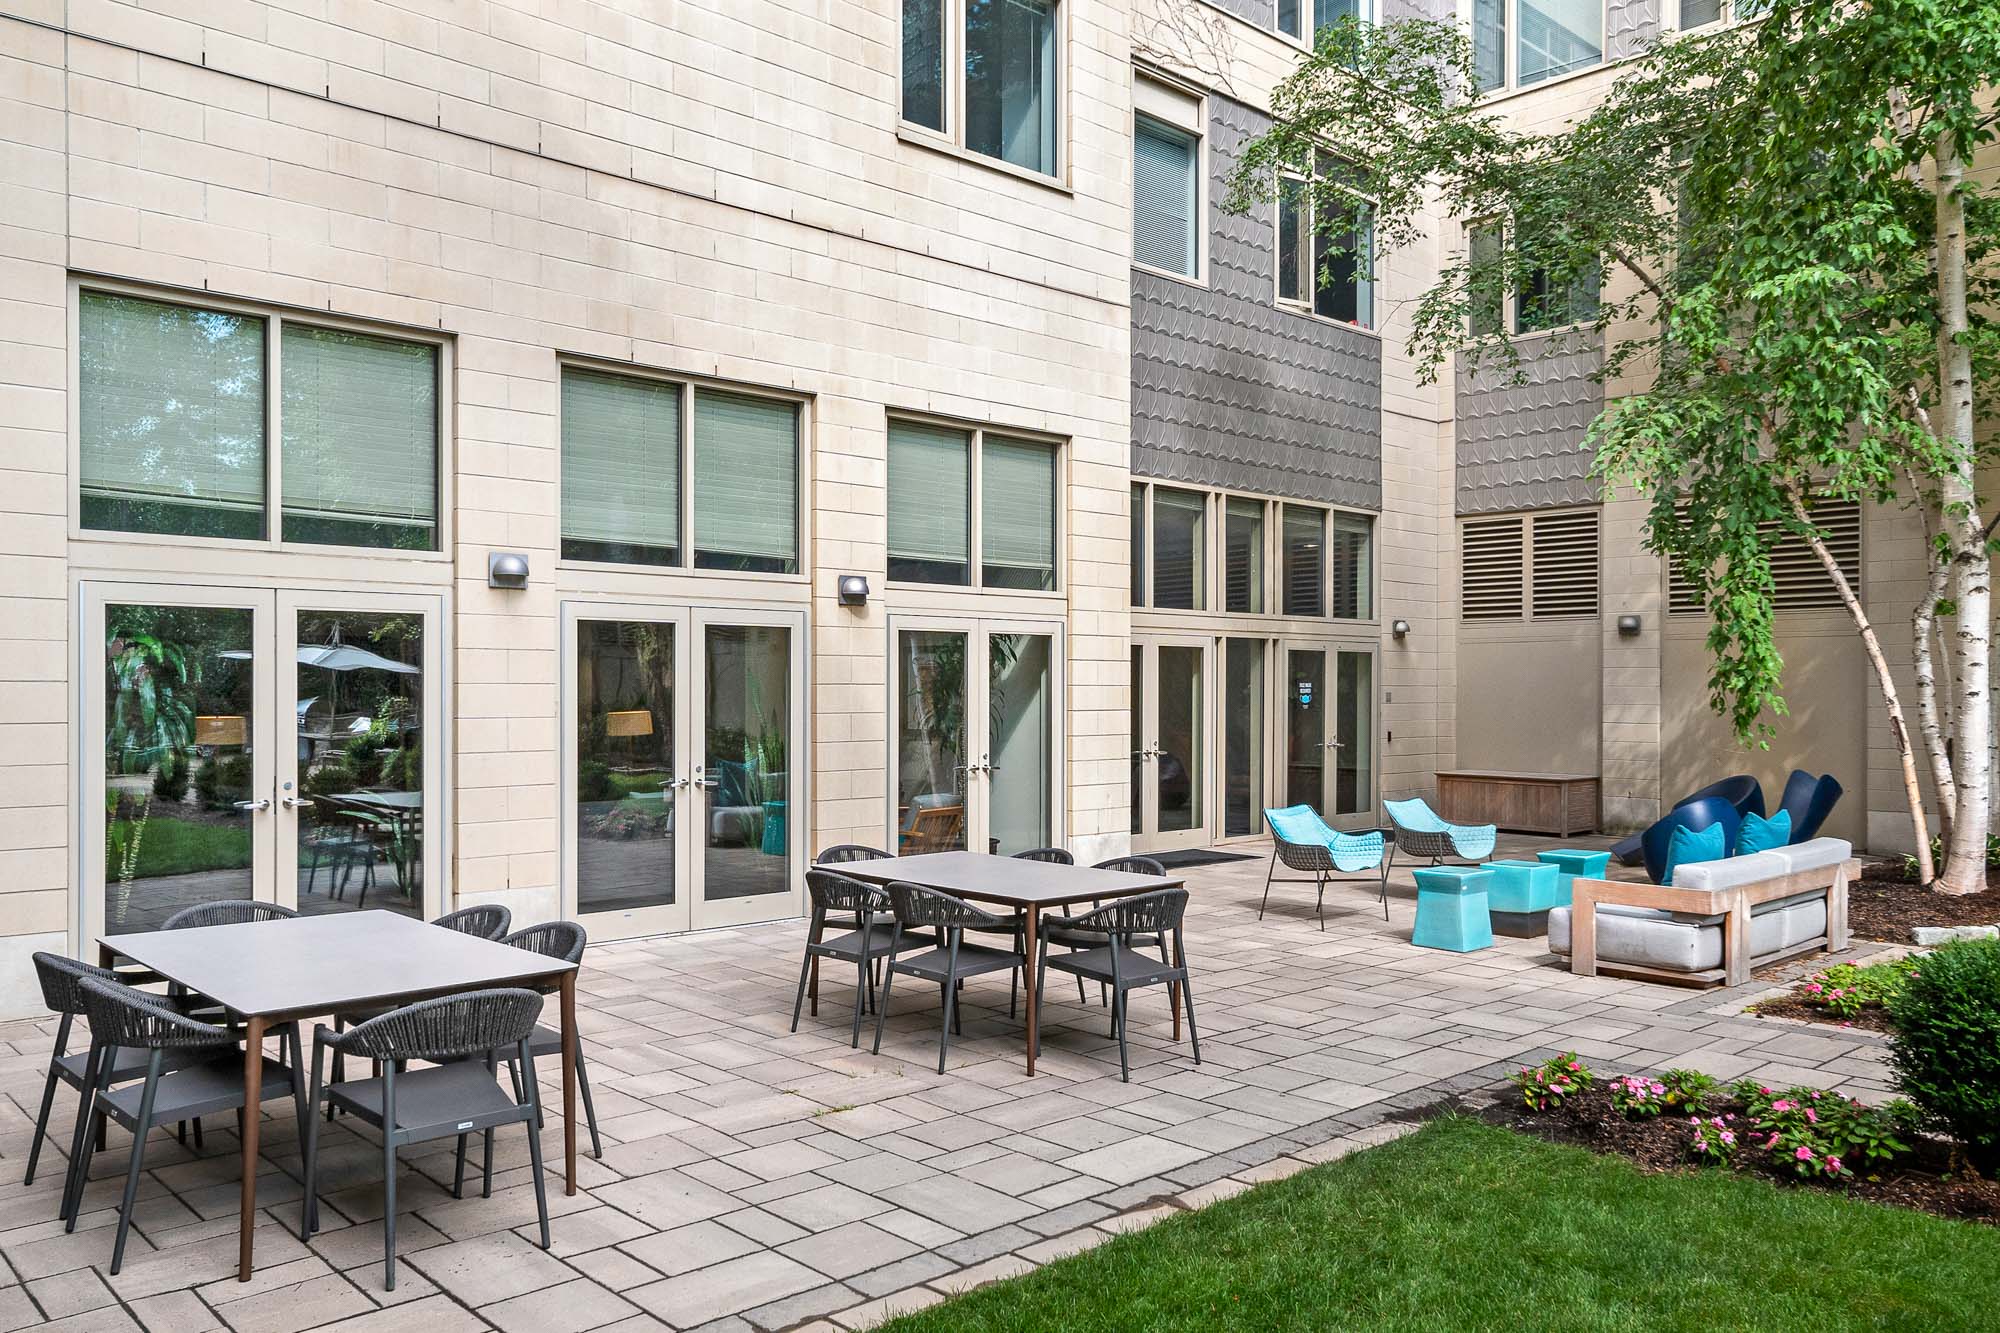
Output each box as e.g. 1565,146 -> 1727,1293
1663,821 -> 1728,885
1736,809 -> 1793,856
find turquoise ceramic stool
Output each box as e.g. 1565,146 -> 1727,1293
1481,859 -> 1564,937
1536,848 -> 1613,904
1411,866 -> 1494,952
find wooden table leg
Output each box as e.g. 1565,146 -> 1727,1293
1022,907 -> 1039,1077
560,971 -> 578,1197
237,1015 -> 266,1281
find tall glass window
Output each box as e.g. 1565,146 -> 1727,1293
888,421 -> 971,584
1473,0 -> 1506,90
1276,168 -> 1375,329
902,0 -> 945,130
964,0 -> 1058,176
1131,484 -> 1147,607
281,326 -> 439,549
983,435 -> 1058,590
561,368 -> 681,567
1224,498 -> 1265,614
1283,504 -> 1325,617
1518,0 -> 1602,85
1134,116 -> 1199,278
80,292 -> 267,540
1331,513 -> 1374,619
1517,255 -> 1603,334
1152,488 -> 1206,610
692,390 -> 799,574
1223,638 -> 1265,838
1468,224 -> 1505,337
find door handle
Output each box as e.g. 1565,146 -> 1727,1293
280,795 -> 314,810
234,798 -> 271,813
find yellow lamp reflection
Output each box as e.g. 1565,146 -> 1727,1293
196,715 -> 247,747
605,710 -> 654,738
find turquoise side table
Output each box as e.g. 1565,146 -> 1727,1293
1536,848 -> 1613,903
760,800 -> 788,856
1411,866 -> 1494,952
1481,859 -> 1564,937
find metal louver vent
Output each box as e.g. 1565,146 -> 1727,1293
1461,516 -> 1525,621
1531,511 -> 1599,618
1668,501 -> 1862,613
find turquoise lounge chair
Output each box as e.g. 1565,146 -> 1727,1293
1384,797 -> 1498,868
1263,805 -> 1393,926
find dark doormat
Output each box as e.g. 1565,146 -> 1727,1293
1150,848 -> 1261,869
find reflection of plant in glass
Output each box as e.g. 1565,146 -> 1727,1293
106,629 -> 197,769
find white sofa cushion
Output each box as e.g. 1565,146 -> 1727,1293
1549,897 -> 1828,974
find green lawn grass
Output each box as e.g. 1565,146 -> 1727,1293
886,1116 -> 1998,1333
105,816 -> 251,880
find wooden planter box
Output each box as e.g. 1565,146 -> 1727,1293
1436,771 -> 1600,836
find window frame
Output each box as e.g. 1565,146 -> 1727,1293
68,277 -> 452,562
1463,218 -> 1602,339
1273,153 -> 1379,333
1669,0 -> 1765,33
1132,70 -> 1208,286
1466,0 -> 1608,97
1130,481 -> 1378,625
1278,0 -> 1378,48
557,355 -> 811,585
884,411 -> 1066,597
898,0 -> 1070,186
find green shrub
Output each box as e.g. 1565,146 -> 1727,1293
1888,938 -> 2000,1172
193,756 -> 220,808
302,764 -> 357,802
151,752 -> 187,801
1801,955 -> 1920,1019
577,760 -> 616,803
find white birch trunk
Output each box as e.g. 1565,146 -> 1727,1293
1911,524 -> 1958,851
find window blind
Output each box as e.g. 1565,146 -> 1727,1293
1134,117 -> 1198,277
888,420 -> 970,570
1283,505 -> 1325,616
693,389 -> 798,570
561,367 -> 681,554
982,435 -> 1057,589
1332,512 -> 1373,619
281,324 -> 438,532
1153,487 -> 1206,609
79,292 -> 267,514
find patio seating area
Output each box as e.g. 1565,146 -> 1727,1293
0,835 -> 1898,1333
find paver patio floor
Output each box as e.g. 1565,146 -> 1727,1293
0,837 -> 1896,1332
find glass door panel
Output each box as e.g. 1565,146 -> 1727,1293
575,619 -> 680,919
985,631 -> 1053,854
1156,645 -> 1204,833
699,623 -> 794,912
1222,638 -> 1265,838
896,629 -> 970,854
1335,649 -> 1375,818
1285,647 -> 1328,812
99,602 -> 264,934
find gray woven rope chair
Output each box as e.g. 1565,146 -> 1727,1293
871,882 -> 1027,1074
1038,855 -> 1172,1008
792,869 -> 895,1046
302,988 -> 548,1291
1035,887 -> 1200,1082
64,977 -> 305,1271
22,954 -> 208,1189
1012,847 -> 1073,864
814,845 -> 898,986
161,900 -> 301,930
489,922 -> 601,1160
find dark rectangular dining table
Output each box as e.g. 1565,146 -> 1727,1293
98,910 -> 579,1281
834,851 -> 1182,1075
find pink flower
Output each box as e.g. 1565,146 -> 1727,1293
1827,1156 -> 1843,1173
1805,1108 -> 1818,1124
1721,1131 -> 1735,1145
1795,1146 -> 1814,1161
1759,1086 -> 1772,1095
1767,1134 -> 1782,1149
1568,1061 -> 1581,1071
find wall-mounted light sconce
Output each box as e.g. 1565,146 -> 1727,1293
837,574 -> 870,607
1617,613 -> 1643,637
487,551 -> 530,589
1390,619 -> 1411,640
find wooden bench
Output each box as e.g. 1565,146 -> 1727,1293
1436,770 -> 1599,835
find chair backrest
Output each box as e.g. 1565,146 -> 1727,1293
1777,770 -> 1843,843
77,975 -> 234,1053
886,881 -> 1004,931
806,868 -> 886,918
329,988 -> 543,1064
434,904 -> 512,940
1681,773 -> 1767,820
1012,847 -> 1073,864
162,900 -> 300,931
897,792 -> 958,833
1639,795 -> 1742,886
501,921 -> 587,966
1093,855 -> 1165,877
816,844 -> 893,865
1384,798 -> 1446,834
32,952 -> 124,1017
1069,888 -> 1188,938
1264,804 -> 1332,846
901,804 -> 964,853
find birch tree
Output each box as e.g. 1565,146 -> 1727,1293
1229,1 -> 2000,891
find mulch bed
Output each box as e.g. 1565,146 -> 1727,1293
1485,1085 -> 2000,1226
1750,991 -> 1898,1035
1852,861 -> 2000,943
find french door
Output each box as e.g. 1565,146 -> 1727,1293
890,617 -> 1063,857
1281,640 -> 1377,828
1132,634 -> 1210,853
82,582 -> 443,944
563,602 -> 807,940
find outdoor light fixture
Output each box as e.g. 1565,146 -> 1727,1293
487,551 -> 530,589
837,574 -> 870,607
1618,613 -> 1643,636
1391,619 -> 1411,639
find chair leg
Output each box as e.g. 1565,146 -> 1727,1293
21,1065 -> 58,1186
790,946 -> 815,1034
63,1050 -> 111,1230
381,1135 -> 398,1291
192,1116 -> 204,1151
1112,989 -> 1130,1083
111,1054 -> 163,1274
1033,943 -> 1048,1058
1379,856 -> 1393,920
809,954 -> 820,1018
328,1018 -> 345,1121
453,1134 -> 468,1199
936,975 -> 957,1076
577,1051 -> 603,1160
849,954 -> 869,1048
1180,972 -> 1203,1064
481,1128 -> 495,1199
1315,871 -> 1328,931
301,1037 -> 325,1241
870,962 -> 899,1055
521,1043 -> 551,1250
1260,853 -> 1277,921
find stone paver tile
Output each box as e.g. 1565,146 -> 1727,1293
930,1253 -> 1036,1294
831,1284 -> 947,1330
1060,1134 -> 1208,1186
1015,1226 -> 1114,1265
123,1289 -> 223,1333
627,1251 -> 826,1328
303,1296 -> 488,1333
1097,1202 -> 1179,1235
739,1280 -> 863,1331
717,1206 -> 809,1247
27,1268 -> 116,1319
591,1169 -> 742,1232
846,1251 -> 957,1299
405,1228 -> 578,1305
1175,1176 -> 1252,1209
779,1221 -> 922,1282
571,1246 -> 669,1292
0,1289 -> 41,1333
212,1274 -> 374,1333
618,1218 -> 765,1282
855,1207 -> 959,1249
762,1181 -> 891,1233
481,1276 -> 642,1333
877,1174 -> 1037,1234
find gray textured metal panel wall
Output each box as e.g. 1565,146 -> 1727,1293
1131,97 -> 1383,509
1201,0 -> 1273,25
1455,333 -> 1604,514
1606,0 -> 1663,60
1381,0 -> 1456,21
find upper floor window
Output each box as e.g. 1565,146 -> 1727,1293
903,0 -> 1061,179
1152,487 -> 1207,610
887,418 -> 1059,591
79,289 -> 440,551
1466,221 -> 1601,336
1473,0 -> 1602,93
561,365 -> 800,575
1134,115 -> 1200,279
1280,0 -> 1372,44
1133,484 -> 1374,621
1678,0 -> 1766,28
1277,156 -> 1375,328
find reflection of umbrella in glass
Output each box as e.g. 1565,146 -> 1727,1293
222,643 -> 419,674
